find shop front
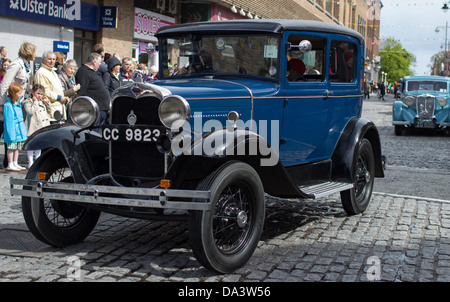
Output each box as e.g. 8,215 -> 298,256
133,7 -> 175,69
0,0 -> 100,68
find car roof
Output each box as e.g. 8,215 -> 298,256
156,19 -> 364,44
404,76 -> 450,82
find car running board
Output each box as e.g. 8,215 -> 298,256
299,182 -> 354,199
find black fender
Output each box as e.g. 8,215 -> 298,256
23,124 -> 109,183
165,128 -> 307,198
331,117 -> 385,183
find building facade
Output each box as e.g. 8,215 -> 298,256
0,0 -> 381,80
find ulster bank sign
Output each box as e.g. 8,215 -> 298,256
1,0 -> 100,31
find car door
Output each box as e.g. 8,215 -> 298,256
326,36 -> 363,153
280,33 -> 363,167
280,32 -> 329,166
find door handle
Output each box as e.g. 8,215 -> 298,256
324,90 -> 334,100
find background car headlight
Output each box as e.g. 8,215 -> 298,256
68,96 -> 100,128
158,95 -> 190,129
438,97 -> 448,107
403,96 -> 415,107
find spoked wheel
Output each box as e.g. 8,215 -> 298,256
189,162 -> 265,273
341,139 -> 375,215
22,151 -> 100,247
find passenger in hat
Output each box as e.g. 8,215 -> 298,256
287,58 -> 306,82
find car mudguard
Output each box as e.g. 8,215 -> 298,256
23,124 -> 109,183
165,128 -> 307,198
331,117 -> 385,183
393,101 -> 414,125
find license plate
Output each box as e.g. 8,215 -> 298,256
102,125 -> 163,143
414,120 -> 435,129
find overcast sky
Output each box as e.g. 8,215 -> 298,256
380,0 -> 449,75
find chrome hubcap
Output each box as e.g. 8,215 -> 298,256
236,211 -> 248,228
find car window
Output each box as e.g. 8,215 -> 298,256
407,80 -> 448,92
287,35 -> 325,82
159,34 -> 279,80
329,40 -> 357,83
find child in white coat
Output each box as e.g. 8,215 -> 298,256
23,84 -> 53,168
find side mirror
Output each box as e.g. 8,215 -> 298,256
287,40 -> 312,53
298,40 -> 312,54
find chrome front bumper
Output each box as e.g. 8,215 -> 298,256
392,121 -> 411,126
393,121 -> 450,128
10,178 -> 211,211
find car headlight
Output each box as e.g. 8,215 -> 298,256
68,96 -> 100,128
158,95 -> 190,129
403,96 -> 415,107
438,97 -> 448,107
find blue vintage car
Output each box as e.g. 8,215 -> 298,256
393,76 -> 450,135
11,20 -> 384,273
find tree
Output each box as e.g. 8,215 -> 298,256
378,37 -> 416,83
430,51 -> 448,76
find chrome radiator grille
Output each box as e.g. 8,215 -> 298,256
416,95 -> 435,119
110,96 -> 165,184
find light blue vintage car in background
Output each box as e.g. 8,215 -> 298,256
393,76 -> 450,135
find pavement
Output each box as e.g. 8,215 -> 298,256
0,94 -> 449,283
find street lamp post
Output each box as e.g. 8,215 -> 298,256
442,3 -> 449,76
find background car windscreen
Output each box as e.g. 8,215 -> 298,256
407,81 -> 448,92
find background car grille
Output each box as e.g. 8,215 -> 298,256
416,96 -> 435,119
110,96 -> 164,184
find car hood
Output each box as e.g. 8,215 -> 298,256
155,78 -> 280,100
405,91 -> 448,98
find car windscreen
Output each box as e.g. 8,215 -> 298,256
406,81 -> 448,92
159,34 -> 280,81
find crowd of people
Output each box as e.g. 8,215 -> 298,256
0,42 -> 160,171
364,80 -> 401,100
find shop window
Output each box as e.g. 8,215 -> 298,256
326,1 -> 333,14
316,0 -> 324,9
74,29 -> 96,67
333,1 -> 340,19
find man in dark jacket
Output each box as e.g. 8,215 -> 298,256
378,81 -> 386,101
75,53 -> 110,128
103,57 -> 121,97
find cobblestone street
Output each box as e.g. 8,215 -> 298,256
1,95 -> 450,283
1,177 -> 450,282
